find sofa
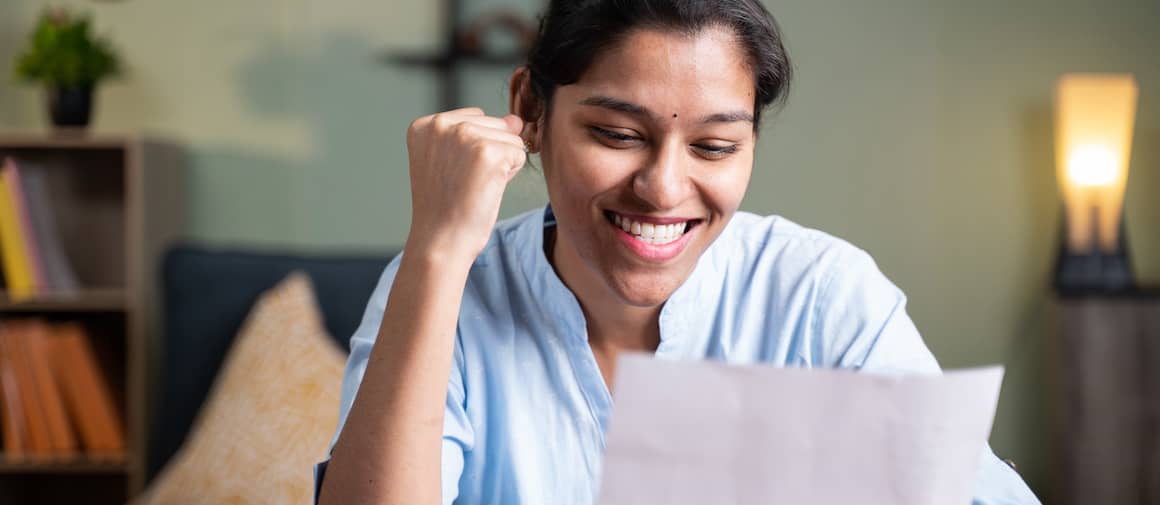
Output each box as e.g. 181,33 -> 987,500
148,245 -> 398,482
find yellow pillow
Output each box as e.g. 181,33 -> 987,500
135,272 -> 346,504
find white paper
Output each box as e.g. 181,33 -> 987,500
597,355 -> 1004,505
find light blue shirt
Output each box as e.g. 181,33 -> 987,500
315,206 -> 1040,504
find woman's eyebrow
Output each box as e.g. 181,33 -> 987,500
701,111 -> 754,124
579,95 -> 654,119
578,95 -> 753,125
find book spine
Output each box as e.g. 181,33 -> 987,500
4,324 -> 53,457
19,167 -> 80,293
0,159 -> 36,301
24,320 -> 77,456
52,324 -> 124,458
4,162 -> 48,293
0,331 -> 27,460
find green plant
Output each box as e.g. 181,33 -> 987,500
14,8 -> 121,88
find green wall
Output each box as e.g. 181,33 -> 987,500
2,0 -> 1158,498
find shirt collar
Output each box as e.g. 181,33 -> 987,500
517,205 -> 724,352
518,206 -> 588,341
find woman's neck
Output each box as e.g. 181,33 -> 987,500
546,226 -> 662,353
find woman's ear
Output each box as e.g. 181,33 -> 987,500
509,67 -> 543,152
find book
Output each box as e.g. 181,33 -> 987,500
49,323 -> 124,458
21,320 -> 77,456
0,331 -> 27,459
3,162 -> 49,294
0,159 -> 36,301
3,324 -> 53,457
18,164 -> 80,294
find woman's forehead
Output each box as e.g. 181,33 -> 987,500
561,26 -> 756,117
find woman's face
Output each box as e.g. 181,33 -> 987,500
540,26 -> 757,308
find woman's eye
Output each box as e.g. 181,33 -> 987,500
590,126 -> 642,146
693,143 -> 741,159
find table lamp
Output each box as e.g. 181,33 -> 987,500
1054,73 -> 1139,292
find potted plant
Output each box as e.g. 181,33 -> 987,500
13,8 -> 121,128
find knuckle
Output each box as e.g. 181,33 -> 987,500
479,144 -> 520,169
453,122 -> 477,142
406,116 -> 429,143
431,113 -> 453,131
509,148 -> 528,169
407,115 -> 427,132
470,140 -> 492,159
487,147 -> 511,168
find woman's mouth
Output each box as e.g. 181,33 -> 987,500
603,211 -> 702,261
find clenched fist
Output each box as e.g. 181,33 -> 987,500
404,107 -> 528,262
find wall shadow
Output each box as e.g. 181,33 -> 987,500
147,28 -> 429,482
235,31 -> 434,250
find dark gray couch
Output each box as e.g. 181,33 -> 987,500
148,245 -> 397,481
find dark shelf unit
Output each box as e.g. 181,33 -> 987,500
380,0 -> 533,110
1048,291 -> 1160,505
0,131 -> 181,504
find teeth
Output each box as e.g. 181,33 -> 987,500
610,213 -> 691,245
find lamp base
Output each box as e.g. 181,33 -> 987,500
1054,234 -> 1135,294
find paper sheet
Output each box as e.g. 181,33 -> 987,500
597,355 -> 1003,505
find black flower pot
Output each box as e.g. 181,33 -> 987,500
47,84 -> 94,128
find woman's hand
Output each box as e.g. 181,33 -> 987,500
323,110 -> 525,504
404,107 -> 527,262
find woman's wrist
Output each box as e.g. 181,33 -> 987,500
400,236 -> 477,279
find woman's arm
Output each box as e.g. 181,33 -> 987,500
318,248 -> 472,505
318,108 -> 527,505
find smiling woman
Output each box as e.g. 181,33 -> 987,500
522,26 -> 761,371
315,1 -> 1041,505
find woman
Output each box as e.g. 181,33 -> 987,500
317,1 -> 1040,504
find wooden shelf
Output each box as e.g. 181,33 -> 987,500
0,131 -> 138,151
376,0 -> 535,110
383,49 -> 526,67
1055,285 -> 1160,299
0,455 -> 127,475
0,290 -> 127,312
0,134 -> 182,502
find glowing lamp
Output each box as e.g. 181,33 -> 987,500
1054,74 -> 1138,292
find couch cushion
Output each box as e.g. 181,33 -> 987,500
151,245 -> 394,481
135,272 -> 345,505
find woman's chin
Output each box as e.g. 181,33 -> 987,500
604,268 -> 688,308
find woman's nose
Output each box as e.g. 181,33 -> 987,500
632,140 -> 690,210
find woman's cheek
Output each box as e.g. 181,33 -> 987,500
702,159 -> 752,206
565,151 -> 634,188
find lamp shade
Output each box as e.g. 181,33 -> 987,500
1055,74 -> 1138,254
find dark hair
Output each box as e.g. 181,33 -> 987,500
525,0 -> 792,128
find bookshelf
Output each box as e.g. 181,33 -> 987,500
0,458 -> 127,475
0,132 -> 181,504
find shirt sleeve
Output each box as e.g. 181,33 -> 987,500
313,254 -> 475,505
814,245 -> 1041,505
